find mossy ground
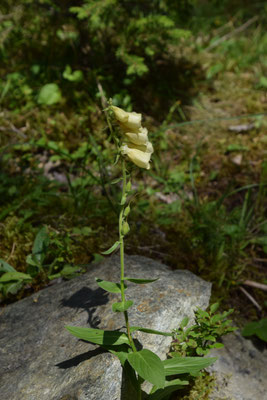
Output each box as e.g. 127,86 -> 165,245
1,24 -> 266,327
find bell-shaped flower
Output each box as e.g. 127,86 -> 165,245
124,128 -> 148,145
121,144 -> 152,170
111,106 -> 142,132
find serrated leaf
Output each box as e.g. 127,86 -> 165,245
112,300 -> 133,312
163,357 -> 217,376
127,349 -> 165,389
95,278 -> 125,293
101,241 -> 120,255
124,277 -> 159,284
0,271 -> 32,282
0,259 -> 16,272
65,326 -> 130,346
130,326 -> 172,336
210,303 -> 220,314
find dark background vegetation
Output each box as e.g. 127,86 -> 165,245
0,0 -> 266,329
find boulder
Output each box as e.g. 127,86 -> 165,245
209,330 -> 267,400
0,255 -> 211,400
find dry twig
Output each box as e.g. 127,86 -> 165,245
207,16 -> 259,51
239,286 -> 262,311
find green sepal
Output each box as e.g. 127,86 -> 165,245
130,326 -> 172,336
122,221 -> 130,235
112,300 -> 133,312
101,241 -> 120,255
65,326 -> 130,346
95,278 -> 126,293
120,194 -> 127,205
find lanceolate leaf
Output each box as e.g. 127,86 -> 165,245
95,278 -> 126,293
0,259 -> 16,273
148,378 -> 188,400
130,326 -> 172,336
65,326 -> 130,346
127,349 -> 165,389
163,357 -> 217,376
124,277 -> 159,284
101,241 -> 120,255
112,300 -> 133,312
0,271 -> 32,282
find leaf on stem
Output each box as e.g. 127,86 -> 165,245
163,356 -> 217,376
127,349 -> 165,389
101,241 -> 120,255
124,277 -> 159,284
65,326 -> 130,346
0,271 -> 32,282
112,300 -> 133,312
149,378 -> 188,400
130,326 -> 172,336
95,278 -> 126,293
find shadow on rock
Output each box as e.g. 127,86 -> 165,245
61,287 -> 109,328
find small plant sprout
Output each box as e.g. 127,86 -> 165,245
66,104 -> 217,399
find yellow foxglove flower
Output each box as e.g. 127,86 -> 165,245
127,141 -> 154,154
121,145 -> 152,170
124,128 -> 148,145
111,106 -> 142,132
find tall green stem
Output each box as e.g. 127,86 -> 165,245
119,159 -> 137,353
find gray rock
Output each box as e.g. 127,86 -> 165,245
209,331 -> 267,400
0,255 -> 211,400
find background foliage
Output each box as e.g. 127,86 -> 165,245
0,0 -> 266,335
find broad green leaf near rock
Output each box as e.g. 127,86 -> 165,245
149,378 -> 189,400
95,278 -> 125,293
65,326 -> 130,346
163,356 -> 217,376
124,277 -> 159,284
127,349 -> 165,389
112,300 -> 133,312
130,326 -> 172,337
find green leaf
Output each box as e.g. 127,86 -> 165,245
112,300 -> 133,312
124,277 -> 159,284
95,278 -> 126,293
163,357 -> 217,376
149,379 -> 188,399
32,226 -> 50,263
210,303 -> 220,314
0,271 -> 32,282
37,83 -> 62,105
210,343 -> 224,349
4,281 -> 23,295
127,349 -> 165,389
180,317 -> 189,329
0,259 -> 16,273
101,241 -> 120,255
130,326 -> 172,337
242,319 -> 267,342
65,326 -> 130,346
63,65 -> 83,82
